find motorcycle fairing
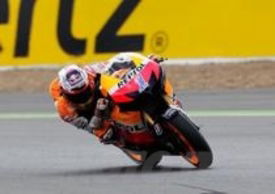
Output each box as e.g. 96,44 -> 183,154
100,57 -> 161,104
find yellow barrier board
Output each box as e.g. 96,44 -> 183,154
0,0 -> 275,66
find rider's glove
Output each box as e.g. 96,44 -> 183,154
94,98 -> 110,118
66,116 -> 89,129
81,98 -> 111,133
148,54 -> 167,63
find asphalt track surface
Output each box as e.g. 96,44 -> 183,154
0,89 -> 275,194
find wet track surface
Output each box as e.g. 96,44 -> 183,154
0,89 -> 275,194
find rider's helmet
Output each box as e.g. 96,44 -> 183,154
58,65 -> 95,104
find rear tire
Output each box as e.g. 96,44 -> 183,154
121,148 -> 163,170
162,110 -> 213,169
140,151 -> 163,170
121,148 -> 146,165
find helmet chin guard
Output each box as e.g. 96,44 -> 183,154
58,65 -> 89,95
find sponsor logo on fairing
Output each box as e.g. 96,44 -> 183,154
117,63 -> 145,88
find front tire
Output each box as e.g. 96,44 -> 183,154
162,109 -> 213,168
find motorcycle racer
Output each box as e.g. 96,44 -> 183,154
49,63 -> 115,142
49,53 -> 181,145
49,53 -> 212,168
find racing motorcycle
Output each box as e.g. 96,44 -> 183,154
96,53 -> 213,169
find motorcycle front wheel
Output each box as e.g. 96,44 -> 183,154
162,110 -> 213,169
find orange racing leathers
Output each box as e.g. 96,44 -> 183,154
48,64 -> 112,140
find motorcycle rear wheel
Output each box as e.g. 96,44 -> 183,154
121,148 -> 162,169
163,110 -> 213,169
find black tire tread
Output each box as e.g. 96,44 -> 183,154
164,111 -> 213,168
